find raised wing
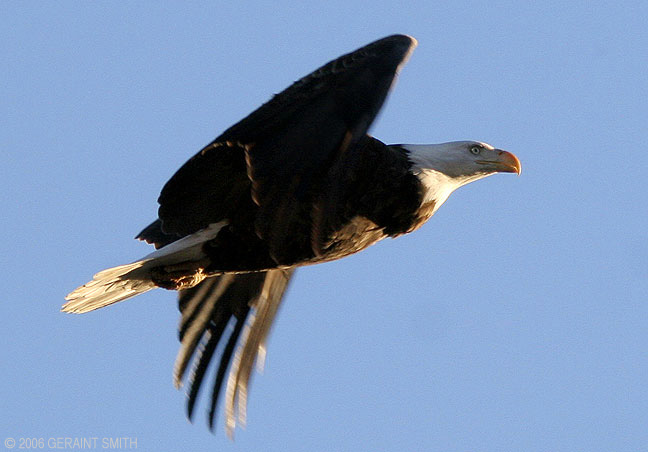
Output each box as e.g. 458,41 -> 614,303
156,35 -> 417,262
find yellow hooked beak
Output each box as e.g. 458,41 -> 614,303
477,149 -> 522,175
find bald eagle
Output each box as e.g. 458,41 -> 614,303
64,35 -> 520,436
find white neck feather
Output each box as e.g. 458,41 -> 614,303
413,169 -> 462,214
402,142 -> 494,213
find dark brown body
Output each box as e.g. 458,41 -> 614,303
139,137 -> 428,276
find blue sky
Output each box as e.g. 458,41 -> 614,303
2,2 -> 647,451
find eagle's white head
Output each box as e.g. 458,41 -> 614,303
402,141 -> 521,213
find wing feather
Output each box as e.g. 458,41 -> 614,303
156,35 -> 417,258
173,270 -> 294,434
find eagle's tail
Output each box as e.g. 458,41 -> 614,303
63,222 -> 227,314
62,260 -> 157,313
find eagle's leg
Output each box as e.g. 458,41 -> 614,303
150,259 -> 210,291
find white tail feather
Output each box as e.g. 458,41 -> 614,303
62,261 -> 156,313
63,222 -> 227,314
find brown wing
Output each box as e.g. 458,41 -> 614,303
173,270 -> 294,434
154,35 -> 417,262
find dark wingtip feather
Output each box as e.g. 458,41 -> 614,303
186,315 -> 229,421
208,309 -> 249,431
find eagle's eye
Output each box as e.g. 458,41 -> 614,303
470,146 -> 481,155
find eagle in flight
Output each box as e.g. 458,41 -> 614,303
64,35 -> 521,436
